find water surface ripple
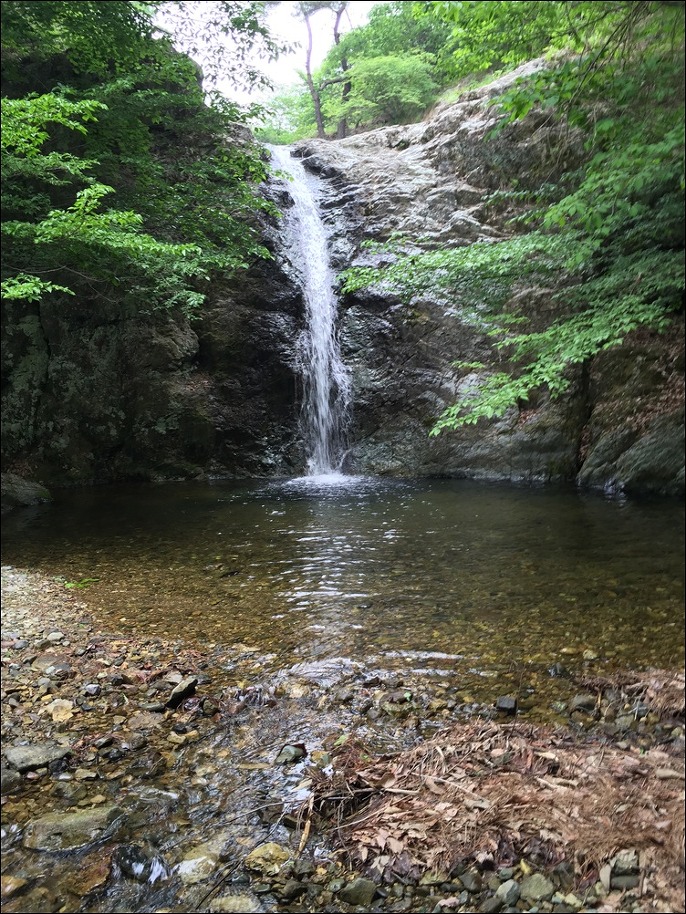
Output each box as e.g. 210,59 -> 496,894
3,478 -> 683,695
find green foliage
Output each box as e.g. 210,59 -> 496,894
421,1 -> 565,81
255,85 -> 317,144
328,1 -> 452,72
1,273 -> 74,302
344,2 -> 685,430
260,2 -> 453,138
1,0 -> 154,76
1,0 -> 275,314
323,53 -> 438,129
64,577 -> 100,590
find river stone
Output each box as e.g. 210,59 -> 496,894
1,473 -> 52,509
176,842 -> 219,885
31,653 -> 73,678
244,842 -> 291,876
209,892 -> 265,913
274,744 -> 306,765
127,749 -> 167,778
520,873 -> 555,903
277,879 -> 307,902
496,879 -> 521,905
1,876 -> 29,899
419,870 -> 449,885
339,877 -> 378,907
113,844 -> 151,881
568,694 -> 596,714
44,698 -> 75,722
615,714 -> 637,731
62,850 -> 112,896
479,897 -> 503,913
22,805 -> 126,851
166,677 -> 198,708
126,710 -> 163,730
292,858 -> 315,878
1,767 -> 22,794
459,869 -> 483,892
4,742 -> 71,772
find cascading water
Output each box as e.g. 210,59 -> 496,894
270,146 -> 351,477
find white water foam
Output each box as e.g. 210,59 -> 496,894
270,145 -> 351,476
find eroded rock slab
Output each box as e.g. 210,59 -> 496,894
4,743 -> 71,773
22,805 -> 126,852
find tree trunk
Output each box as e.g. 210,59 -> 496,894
304,15 -> 326,139
333,4 -> 351,139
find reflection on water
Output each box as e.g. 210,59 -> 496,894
2,477 -> 683,914
2,477 -> 684,687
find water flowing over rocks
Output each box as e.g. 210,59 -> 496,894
21,805 -> 126,852
285,63 -> 684,494
269,146 -> 351,474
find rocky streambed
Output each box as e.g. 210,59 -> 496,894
1,566 -> 684,914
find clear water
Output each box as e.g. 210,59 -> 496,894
270,146 -> 351,474
3,477 -> 684,702
2,478 -> 683,913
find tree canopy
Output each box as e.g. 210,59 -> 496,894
257,2 -> 454,141
1,0 -> 277,316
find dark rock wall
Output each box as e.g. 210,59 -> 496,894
1,241 -> 306,485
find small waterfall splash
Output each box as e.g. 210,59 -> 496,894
271,146 -> 351,477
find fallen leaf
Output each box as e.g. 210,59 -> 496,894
425,777 -> 444,795
387,836 -> 404,854
464,796 -> 490,811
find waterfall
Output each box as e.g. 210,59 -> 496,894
271,146 -> 351,476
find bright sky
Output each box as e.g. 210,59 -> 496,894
218,1 -> 380,102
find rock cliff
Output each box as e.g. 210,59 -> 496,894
289,64 -> 684,495
1,224 -> 306,486
1,62 -> 682,496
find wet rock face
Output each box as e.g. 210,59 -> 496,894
287,63 -> 684,493
193,257 -> 305,479
577,323 -> 685,496
22,805 -> 126,852
336,291 -> 585,482
2,58 -> 681,492
1,224 -> 305,486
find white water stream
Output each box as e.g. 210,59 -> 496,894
270,146 -> 351,476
